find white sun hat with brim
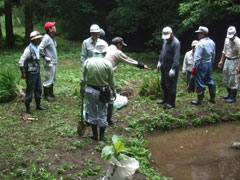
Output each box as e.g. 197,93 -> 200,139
226,26 -> 236,39
93,40 -> 108,53
30,31 -> 43,41
162,26 -> 173,40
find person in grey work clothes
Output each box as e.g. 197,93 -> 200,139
80,40 -> 116,141
218,26 -> 240,103
19,31 -> 46,114
157,26 -> 181,109
81,24 -> 105,65
39,21 -> 58,101
191,26 -> 216,105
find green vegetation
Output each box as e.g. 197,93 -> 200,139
0,33 -> 239,180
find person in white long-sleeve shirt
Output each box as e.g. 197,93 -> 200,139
182,40 -> 198,86
39,21 -> 58,101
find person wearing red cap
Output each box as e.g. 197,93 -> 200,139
19,31 -> 46,114
39,22 -> 58,101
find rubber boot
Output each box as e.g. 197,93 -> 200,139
90,124 -> 98,141
191,88 -> 204,105
223,88 -> 231,99
208,84 -> 216,104
107,104 -> 117,125
35,98 -> 46,110
44,87 -> 53,101
99,127 -> 106,141
25,102 -> 32,114
226,89 -> 237,103
157,91 -> 168,105
50,84 -> 55,98
164,93 -> 176,109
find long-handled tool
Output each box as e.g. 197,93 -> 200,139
77,95 -> 86,136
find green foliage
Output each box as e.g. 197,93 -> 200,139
0,66 -> 23,102
101,135 -> 126,160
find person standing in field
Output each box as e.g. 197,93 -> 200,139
39,22 -> 58,101
19,31 -> 46,114
105,37 -> 149,124
191,26 -> 216,105
81,24 -> 106,65
157,27 -> 181,109
80,40 -> 116,141
182,40 -> 198,90
218,26 -> 240,103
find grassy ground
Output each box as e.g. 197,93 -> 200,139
0,35 -> 240,180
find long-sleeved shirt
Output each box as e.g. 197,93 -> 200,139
105,45 -> 138,70
159,36 -> 181,69
194,37 -> 215,66
182,50 -> 194,73
39,34 -> 58,64
80,56 -> 115,91
81,37 -> 106,64
222,36 -> 240,59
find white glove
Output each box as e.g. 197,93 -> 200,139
169,68 -> 175,77
45,57 -> 51,61
157,61 -> 161,71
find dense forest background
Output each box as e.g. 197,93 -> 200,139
0,0 -> 240,57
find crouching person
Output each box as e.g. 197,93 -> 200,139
80,40 -> 116,141
19,31 -> 46,114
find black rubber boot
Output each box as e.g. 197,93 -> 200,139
99,127 -> 106,141
50,84 -> 55,98
164,93 -> 176,109
208,84 -> 216,104
25,102 -> 32,114
107,104 -> 117,125
35,98 -> 46,110
226,89 -> 237,103
191,88 -> 204,105
44,87 -> 53,101
223,88 -> 231,99
90,124 -> 98,141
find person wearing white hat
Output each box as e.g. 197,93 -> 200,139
157,26 -> 181,109
182,40 -> 198,89
191,26 -> 216,105
218,26 -> 240,103
80,40 -> 116,141
19,31 -> 46,114
81,24 -> 106,65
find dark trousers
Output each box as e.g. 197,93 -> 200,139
25,72 -> 42,104
161,65 -> 179,95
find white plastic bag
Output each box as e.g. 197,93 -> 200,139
113,94 -> 128,109
102,154 -> 139,180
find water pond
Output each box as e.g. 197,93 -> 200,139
147,122 -> 240,180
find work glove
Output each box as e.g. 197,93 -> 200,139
157,61 -> 161,72
169,68 -> 175,77
45,57 -> 51,61
191,67 -> 195,75
112,90 -> 117,100
80,88 -> 85,97
137,61 -> 145,69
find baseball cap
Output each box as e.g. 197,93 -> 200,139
226,26 -> 236,39
44,22 -> 56,31
94,40 -> 108,53
195,26 -> 208,34
191,40 -> 198,47
112,37 -> 127,46
162,26 -> 173,40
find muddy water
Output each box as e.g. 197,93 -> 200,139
147,122 -> 240,180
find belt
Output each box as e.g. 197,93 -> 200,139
87,85 -> 107,91
226,57 -> 239,60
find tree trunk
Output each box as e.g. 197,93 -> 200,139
0,20 -> 3,46
4,0 -> 15,47
24,4 -> 33,45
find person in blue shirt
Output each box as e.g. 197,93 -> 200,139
191,26 -> 216,105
